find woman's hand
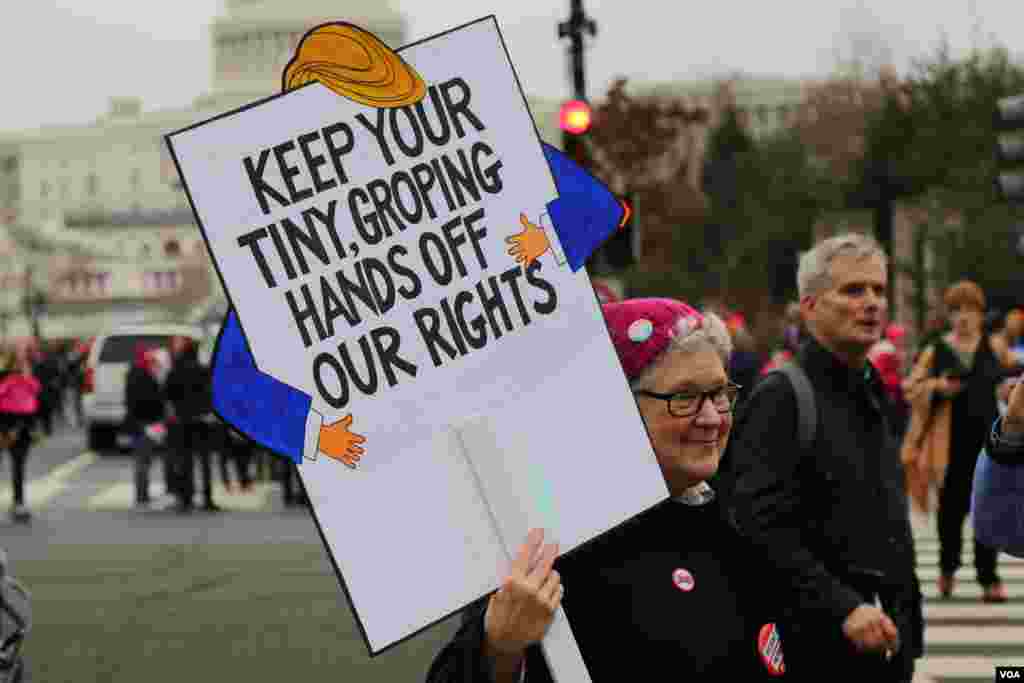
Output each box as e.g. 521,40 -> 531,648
935,375 -> 963,397
484,528 -> 563,659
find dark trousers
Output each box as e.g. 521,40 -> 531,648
36,395 -> 56,436
219,440 -> 252,489
280,460 -> 307,505
171,421 -> 214,507
132,430 -> 162,504
5,428 -> 31,506
938,432 -> 999,585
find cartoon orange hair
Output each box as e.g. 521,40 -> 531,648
282,22 -> 426,108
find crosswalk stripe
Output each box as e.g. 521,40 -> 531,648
86,480 -> 275,511
2,450 -> 282,512
919,566 -> 1024,582
0,451 -> 97,508
917,656 -> 1024,679
913,515 -> 1024,680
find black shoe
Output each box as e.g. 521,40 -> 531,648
174,502 -> 194,514
202,502 -> 222,512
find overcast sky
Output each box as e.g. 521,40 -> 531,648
2,0 -> 1022,132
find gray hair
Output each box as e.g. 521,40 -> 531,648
629,311 -> 733,391
797,232 -> 886,299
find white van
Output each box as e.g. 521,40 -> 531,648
81,323 -> 204,451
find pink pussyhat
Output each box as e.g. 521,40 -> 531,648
601,298 -> 705,381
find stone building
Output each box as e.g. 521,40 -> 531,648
0,0 -> 567,345
0,0 -> 902,347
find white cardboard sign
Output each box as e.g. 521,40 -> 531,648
167,16 -> 668,678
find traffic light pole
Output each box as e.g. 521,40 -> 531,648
558,0 -> 595,101
559,1 -> 602,270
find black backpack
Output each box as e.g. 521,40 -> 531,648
716,361 -> 817,498
747,362 -> 818,451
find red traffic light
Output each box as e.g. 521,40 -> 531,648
560,100 -> 592,135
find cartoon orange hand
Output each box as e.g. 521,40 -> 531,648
318,414 -> 366,468
505,213 -> 551,267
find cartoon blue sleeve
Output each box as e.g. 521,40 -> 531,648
541,142 -> 625,272
212,308 -> 310,465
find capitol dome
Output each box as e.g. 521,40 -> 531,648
211,0 -> 408,98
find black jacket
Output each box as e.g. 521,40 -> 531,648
721,336 -> 923,677
164,349 -> 212,424
124,366 -> 164,431
427,496 -> 787,682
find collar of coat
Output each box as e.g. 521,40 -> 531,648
799,335 -> 881,392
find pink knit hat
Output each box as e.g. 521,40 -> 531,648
602,298 -> 705,380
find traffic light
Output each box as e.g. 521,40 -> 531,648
560,99 -> 592,170
996,93 -> 1024,202
560,99 -> 592,135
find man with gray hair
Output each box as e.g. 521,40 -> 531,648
722,233 -> 923,681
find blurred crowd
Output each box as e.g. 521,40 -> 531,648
0,335 -> 309,522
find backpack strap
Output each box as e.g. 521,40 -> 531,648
743,362 -> 817,452
776,362 -> 817,451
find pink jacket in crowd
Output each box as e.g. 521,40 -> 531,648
0,373 -> 42,415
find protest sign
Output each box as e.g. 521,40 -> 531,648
166,15 -> 668,676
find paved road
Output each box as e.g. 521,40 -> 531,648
8,426 -> 1024,680
913,511 -> 1024,682
0,423 -> 320,556
1,424 -> 463,682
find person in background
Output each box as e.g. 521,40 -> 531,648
994,309 -> 1024,369
0,348 -> 42,523
164,336 -> 219,513
915,313 -> 948,361
218,425 -> 254,493
30,346 -> 61,437
123,344 -> 166,508
782,301 -> 804,353
280,459 -> 308,507
726,314 -> 763,404
906,281 -> 1017,603
427,298 -> 787,682
724,233 -> 923,682
869,323 -> 909,437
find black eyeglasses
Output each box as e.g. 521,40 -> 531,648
634,382 -> 742,418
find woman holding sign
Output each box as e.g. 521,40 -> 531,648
426,298 -> 786,681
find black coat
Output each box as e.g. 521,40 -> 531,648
426,496 -> 787,682
124,366 -> 164,431
721,336 -> 923,680
164,350 -> 212,424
